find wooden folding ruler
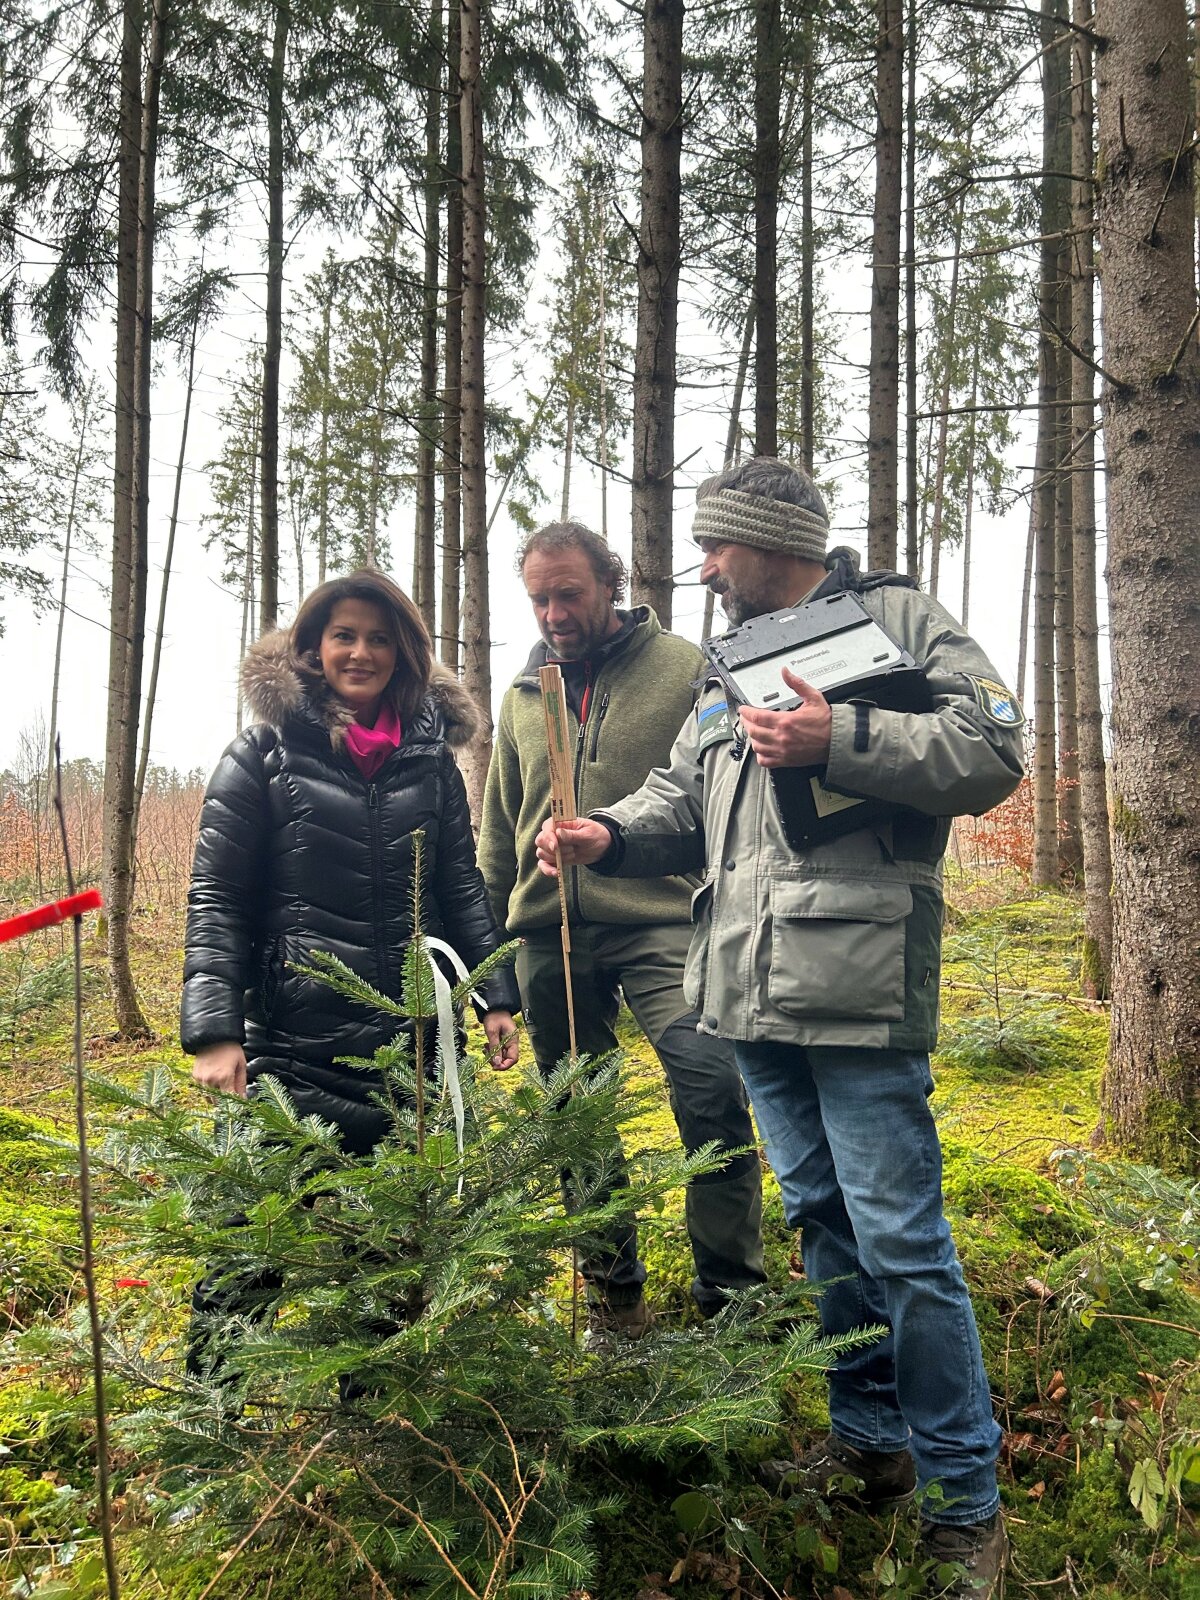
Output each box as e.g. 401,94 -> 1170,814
538,663 -> 578,1064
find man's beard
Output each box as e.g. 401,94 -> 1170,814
541,603 -> 614,659
711,583 -> 768,626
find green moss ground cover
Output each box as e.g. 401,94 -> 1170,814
0,883 -> 1197,1597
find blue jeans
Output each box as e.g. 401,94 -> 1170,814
734,1041 -> 1001,1526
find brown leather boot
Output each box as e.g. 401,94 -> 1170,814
919,1513 -> 1008,1597
584,1295 -> 654,1350
760,1432 -> 917,1507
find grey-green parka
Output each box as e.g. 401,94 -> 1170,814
593,565 -> 1025,1051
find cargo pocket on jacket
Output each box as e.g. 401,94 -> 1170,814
767,878 -> 912,1021
682,878 -> 715,1011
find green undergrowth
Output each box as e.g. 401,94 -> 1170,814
1,881 -> 1198,1596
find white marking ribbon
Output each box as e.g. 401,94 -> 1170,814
419,936 -> 485,1191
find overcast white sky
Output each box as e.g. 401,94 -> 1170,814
0,76 -> 1106,783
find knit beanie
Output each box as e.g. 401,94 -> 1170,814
692,470 -> 830,562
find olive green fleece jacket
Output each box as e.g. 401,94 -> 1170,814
478,608 -> 702,933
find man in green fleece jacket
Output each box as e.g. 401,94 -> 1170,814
478,520 -> 766,1339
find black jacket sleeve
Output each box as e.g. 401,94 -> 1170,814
180,733 -> 271,1053
431,751 -> 520,1014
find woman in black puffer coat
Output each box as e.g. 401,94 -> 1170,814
181,568 -> 520,1155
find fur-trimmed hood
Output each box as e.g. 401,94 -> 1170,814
240,628 -> 483,750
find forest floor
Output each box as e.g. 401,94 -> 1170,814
1,869 -> 1197,1599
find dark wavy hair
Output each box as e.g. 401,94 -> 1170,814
290,568 -> 433,724
516,520 -> 628,603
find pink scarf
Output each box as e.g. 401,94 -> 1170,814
344,702 -> 402,780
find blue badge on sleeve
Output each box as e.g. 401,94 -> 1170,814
697,699 -> 734,754
967,676 -> 1023,726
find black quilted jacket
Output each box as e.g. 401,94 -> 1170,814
181,630 -> 519,1150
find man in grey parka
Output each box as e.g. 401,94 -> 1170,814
535,458 -> 1023,1600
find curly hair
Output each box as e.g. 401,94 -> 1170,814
516,521 -> 628,603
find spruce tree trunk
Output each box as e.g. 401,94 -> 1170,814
414,0 -> 441,630
560,356 -> 577,520
960,352 -> 978,626
800,15 -> 816,476
631,0 -> 684,625
754,0 -> 780,456
1032,0 -> 1067,886
129,0 -> 167,864
1070,0 -> 1113,992
704,302 -> 756,640
597,199 -> 610,538
440,0 -> 463,672
1095,0 -> 1200,1165
313,257 -> 336,585
1016,498 -> 1035,705
135,267 -> 197,846
48,380 -> 94,792
104,0 -> 152,1037
904,0 -> 918,577
259,0 -> 288,629
238,396 -> 260,734
927,185 -> 968,601
867,0 -> 903,569
1054,248 -> 1084,878
458,0 -> 490,820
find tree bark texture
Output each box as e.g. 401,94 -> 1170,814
104,0 -> 154,1037
867,0 -> 903,570
560,348 -> 577,520
960,351 -> 978,627
1016,496 -> 1035,705
457,0 -> 490,821
48,381 -> 94,792
800,17 -> 816,476
414,0 -> 441,634
135,248 -> 197,849
904,0 -> 918,576
1095,0 -> 1200,1163
317,267 -> 336,585
927,184 -> 968,601
440,0 -> 463,672
754,0 -> 780,456
1054,243 -> 1084,878
1032,0 -> 1067,886
1069,0 -> 1113,991
259,0 -> 289,630
598,199 -> 610,538
631,0 -> 684,626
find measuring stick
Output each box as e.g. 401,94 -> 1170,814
538,664 -> 579,1065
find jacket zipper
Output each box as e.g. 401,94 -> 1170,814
570,711 -> 587,920
366,781 -> 389,985
569,668 -> 611,919
589,693 -> 610,761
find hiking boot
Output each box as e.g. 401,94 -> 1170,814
760,1432 -> 916,1508
584,1295 -> 654,1350
919,1513 -> 1008,1598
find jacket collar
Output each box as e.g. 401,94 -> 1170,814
512,605 -> 658,690
241,628 -> 482,751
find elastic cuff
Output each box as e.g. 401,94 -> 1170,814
584,815 -> 624,874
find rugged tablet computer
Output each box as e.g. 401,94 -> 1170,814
702,590 -> 933,847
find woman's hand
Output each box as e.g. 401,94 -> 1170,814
192,1041 -> 248,1096
534,816 -> 613,876
482,1010 -> 520,1071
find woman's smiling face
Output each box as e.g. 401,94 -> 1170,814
318,598 -> 398,723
